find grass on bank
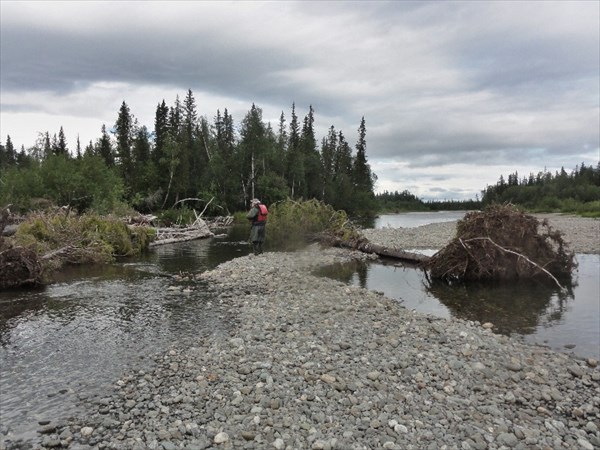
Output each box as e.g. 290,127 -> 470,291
14,211 -> 155,271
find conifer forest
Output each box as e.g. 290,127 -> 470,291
0,90 -> 378,217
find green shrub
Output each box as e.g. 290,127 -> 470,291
266,198 -> 360,248
14,212 -> 154,268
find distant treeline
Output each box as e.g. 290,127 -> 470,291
376,190 -> 481,212
0,90 -> 377,217
481,163 -> 600,216
376,162 -> 600,217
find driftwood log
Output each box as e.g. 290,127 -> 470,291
324,234 -> 430,264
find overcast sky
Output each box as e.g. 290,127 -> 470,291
1,1 -> 598,200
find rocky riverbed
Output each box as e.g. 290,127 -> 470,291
20,235 -> 600,450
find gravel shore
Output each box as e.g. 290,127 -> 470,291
29,237 -> 600,450
361,214 -> 600,254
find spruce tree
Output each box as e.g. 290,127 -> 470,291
153,100 -> 170,166
4,135 -> 16,166
132,125 -> 152,195
182,89 -> 198,196
76,135 -> 82,159
274,111 -> 287,177
97,124 -> 114,167
43,132 -> 52,160
321,126 -> 337,202
114,101 -> 135,186
57,126 -> 68,156
352,117 -> 373,192
300,105 -> 322,200
286,103 -> 303,198
239,103 -> 268,201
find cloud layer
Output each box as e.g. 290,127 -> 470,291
1,1 -> 598,199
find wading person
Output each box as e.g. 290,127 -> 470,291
246,198 -> 268,255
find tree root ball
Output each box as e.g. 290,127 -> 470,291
423,204 -> 576,285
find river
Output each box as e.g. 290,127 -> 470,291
0,213 -> 598,448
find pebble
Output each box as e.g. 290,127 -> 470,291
26,244 -> 599,449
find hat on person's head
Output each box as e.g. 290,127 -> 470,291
251,198 -> 260,206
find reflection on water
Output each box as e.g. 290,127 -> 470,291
316,254 -> 600,360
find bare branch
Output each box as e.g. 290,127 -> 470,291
464,237 -> 565,290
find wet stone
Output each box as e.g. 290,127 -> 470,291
40,246 -> 600,450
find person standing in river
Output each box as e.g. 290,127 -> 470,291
246,198 -> 268,255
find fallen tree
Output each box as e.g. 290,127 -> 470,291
322,234 -> 429,264
422,204 -> 576,288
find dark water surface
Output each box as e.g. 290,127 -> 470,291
1,215 -> 598,447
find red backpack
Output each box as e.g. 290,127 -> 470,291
257,204 -> 268,223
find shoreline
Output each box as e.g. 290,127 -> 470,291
33,245 -> 600,450
361,213 -> 600,254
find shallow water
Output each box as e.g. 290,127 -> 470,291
317,254 -> 600,360
0,229 -> 251,446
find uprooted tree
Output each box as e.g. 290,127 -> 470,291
423,204 -> 576,288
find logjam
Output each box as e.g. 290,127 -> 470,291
149,217 -> 214,247
423,204 -> 575,288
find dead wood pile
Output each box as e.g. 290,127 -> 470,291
423,204 -> 575,287
0,206 -> 43,289
149,216 -> 214,247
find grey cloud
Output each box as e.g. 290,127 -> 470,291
1,0 -> 597,198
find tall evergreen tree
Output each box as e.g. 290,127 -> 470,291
76,135 -> 82,159
321,126 -> 337,202
211,108 -> 238,210
181,89 -> 198,195
274,111 -> 287,177
352,117 -> 373,192
152,99 -> 171,194
132,125 -> 152,194
238,103 -> 268,202
153,100 -> 170,165
114,101 -> 135,192
331,130 -> 354,211
286,103 -> 303,198
51,133 -> 60,156
97,124 -> 114,167
3,135 -> 16,167
57,126 -> 68,156
43,132 -> 52,160
300,105 -> 323,200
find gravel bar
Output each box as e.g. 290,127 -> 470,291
24,242 -> 600,450
361,214 -> 600,254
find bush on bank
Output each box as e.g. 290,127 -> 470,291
265,198 -> 361,249
13,211 -> 155,274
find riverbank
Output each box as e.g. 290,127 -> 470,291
30,244 -> 599,450
361,213 -> 600,254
